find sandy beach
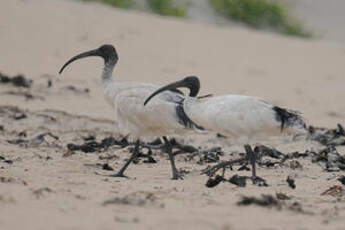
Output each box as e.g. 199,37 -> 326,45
1,0 -> 345,229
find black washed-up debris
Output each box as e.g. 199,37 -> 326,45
67,136 -> 129,153
197,147 -> 224,164
102,163 -> 114,171
8,132 -> 59,146
205,175 -> 226,188
276,193 -> 291,200
229,174 -> 247,187
253,176 -> 268,186
310,146 -> 345,172
338,176 -> 345,185
0,72 -> 32,88
66,85 -> 90,94
14,113 -> 27,120
238,164 -> 250,171
259,159 -> 279,168
280,151 -> 309,164
0,155 -> 13,164
287,176 -> 296,189
254,145 -> 284,159
308,124 -> 345,146
83,135 -> 95,142
237,195 -> 280,208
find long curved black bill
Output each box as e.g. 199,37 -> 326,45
144,76 -> 200,106
59,49 -> 99,74
144,80 -> 184,106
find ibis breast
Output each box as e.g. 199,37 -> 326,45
111,84 -> 186,139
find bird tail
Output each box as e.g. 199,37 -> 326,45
273,106 -> 306,133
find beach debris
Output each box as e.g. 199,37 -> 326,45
67,136 -> 129,153
237,195 -> 281,208
276,192 -> 291,200
280,151 -> 309,164
14,113 -> 27,120
65,85 -> 90,94
47,80 -> 52,88
62,150 -> 76,158
0,72 -> 33,88
114,216 -> 139,223
254,145 -> 284,159
287,160 -> 303,170
308,124 -> 345,146
338,176 -> 345,185
18,130 -> 27,137
98,154 -> 119,160
32,187 -> 53,199
321,185 -> 344,197
286,176 -> 296,189
131,146 -> 157,164
202,157 -> 247,177
205,175 -> 226,188
0,125 -> 4,131
238,164 -> 250,171
102,163 -> 114,171
7,132 -> 59,147
229,174 -> 247,187
0,156 -> 13,165
186,147 -> 224,165
102,191 -> 161,207
2,91 -> 45,101
0,176 -> 15,183
253,176 -> 268,186
311,146 -> 345,172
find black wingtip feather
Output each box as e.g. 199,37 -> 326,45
176,105 -> 204,131
273,106 -> 304,131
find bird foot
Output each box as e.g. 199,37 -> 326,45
108,173 -> 128,178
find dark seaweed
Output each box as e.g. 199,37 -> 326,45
229,174 -> 247,187
287,176 -> 296,189
0,72 -> 32,88
237,195 -> 280,207
205,175 -> 226,188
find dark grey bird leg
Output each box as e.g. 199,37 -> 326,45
244,145 -> 257,181
163,136 -> 182,180
109,139 -> 140,178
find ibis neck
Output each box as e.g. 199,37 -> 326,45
183,97 -> 198,118
101,59 -> 117,83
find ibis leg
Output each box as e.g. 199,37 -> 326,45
163,136 -> 182,180
244,145 -> 257,181
110,140 -> 140,178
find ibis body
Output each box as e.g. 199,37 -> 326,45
59,45 -> 199,179
145,76 -> 306,142
144,76 -> 307,180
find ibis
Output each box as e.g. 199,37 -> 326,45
59,45 -> 201,179
144,76 -> 306,180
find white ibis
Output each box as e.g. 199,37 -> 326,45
144,76 -> 306,180
59,45 -> 201,179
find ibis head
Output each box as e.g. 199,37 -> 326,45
144,76 -> 200,106
59,44 -> 118,74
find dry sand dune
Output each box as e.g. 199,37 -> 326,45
1,0 -> 345,229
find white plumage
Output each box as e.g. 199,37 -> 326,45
144,76 -> 307,180
59,44 -> 197,179
183,95 -> 305,142
145,76 -> 306,142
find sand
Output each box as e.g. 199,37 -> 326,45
1,0 -> 345,229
